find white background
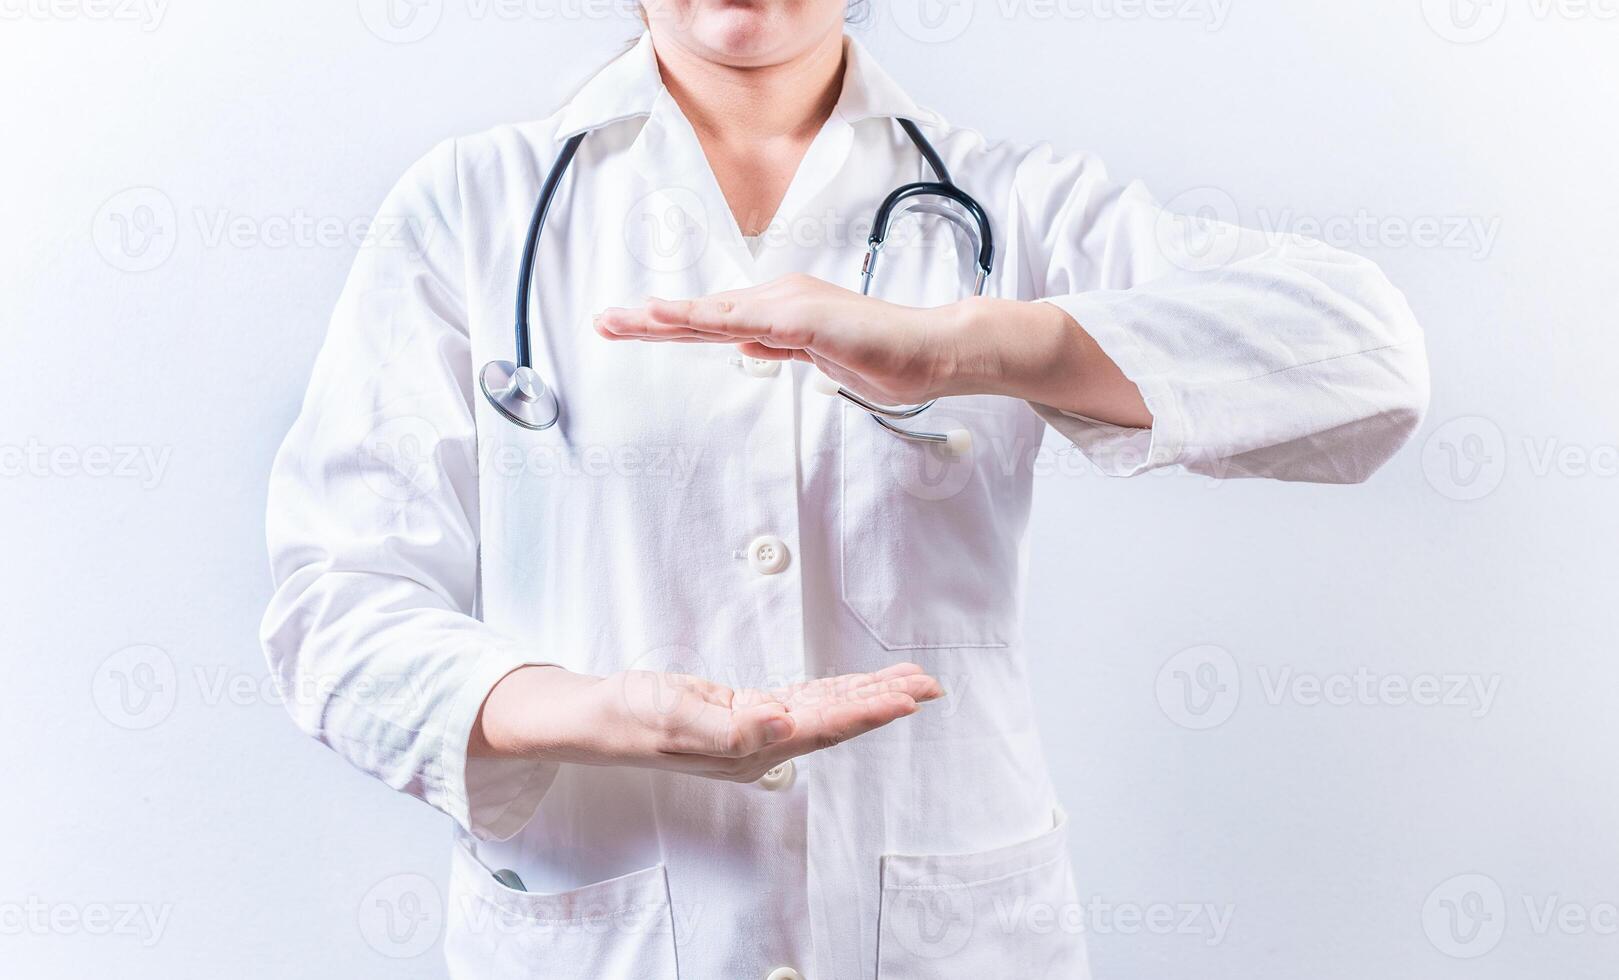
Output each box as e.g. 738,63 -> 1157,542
2,0 -> 1616,977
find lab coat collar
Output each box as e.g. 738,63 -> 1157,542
833,36 -> 943,129
553,32 -> 942,139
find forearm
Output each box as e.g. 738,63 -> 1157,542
468,664 -> 603,761
945,297 -> 1153,430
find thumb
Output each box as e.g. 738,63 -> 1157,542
700,700 -> 796,758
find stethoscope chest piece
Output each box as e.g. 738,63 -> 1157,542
480,359 -> 560,431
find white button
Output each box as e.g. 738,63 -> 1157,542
765,969 -> 803,980
757,760 -> 795,791
743,357 -> 781,378
748,535 -> 790,576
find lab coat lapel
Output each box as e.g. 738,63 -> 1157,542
770,114 -> 856,231
624,90 -> 755,291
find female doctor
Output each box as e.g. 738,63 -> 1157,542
262,3 -> 1429,978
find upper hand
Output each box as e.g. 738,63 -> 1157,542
596,272 -> 1154,436
595,273 -> 981,407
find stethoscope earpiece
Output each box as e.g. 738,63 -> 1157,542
480,360 -> 561,431
816,374 -> 975,458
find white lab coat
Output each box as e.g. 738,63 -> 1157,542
262,33 -> 1427,980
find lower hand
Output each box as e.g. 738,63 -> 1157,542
473,662 -> 943,783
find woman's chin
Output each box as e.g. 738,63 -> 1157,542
691,8 -> 804,65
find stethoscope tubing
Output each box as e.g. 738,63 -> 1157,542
483,117 -> 994,452
514,132 -> 587,370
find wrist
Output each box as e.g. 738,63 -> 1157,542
940,297 -> 1074,399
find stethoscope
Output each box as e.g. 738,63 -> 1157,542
479,118 -> 993,456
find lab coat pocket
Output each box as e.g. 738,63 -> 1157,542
839,396 -> 1034,650
446,838 -> 680,980
877,810 -> 1089,980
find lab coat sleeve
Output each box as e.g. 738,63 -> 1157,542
260,139 -> 556,842
1011,146 -> 1430,482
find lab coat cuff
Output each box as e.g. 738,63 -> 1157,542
441,652 -> 560,843
1030,295 -> 1185,477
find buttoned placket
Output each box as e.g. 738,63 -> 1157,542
623,90 -> 868,980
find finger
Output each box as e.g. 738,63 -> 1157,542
807,673 -> 943,714
874,667 -> 943,702
848,673 -> 944,704
794,691 -> 920,751
776,671 -> 877,708
734,342 -> 807,362
874,662 -> 926,680
650,295 -> 812,348
773,668 -> 889,706
765,665 -> 929,707
661,698 -> 795,759
594,307 -> 735,342
644,296 -> 754,336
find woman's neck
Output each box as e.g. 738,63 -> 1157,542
652,30 -> 846,144
647,29 -> 848,236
